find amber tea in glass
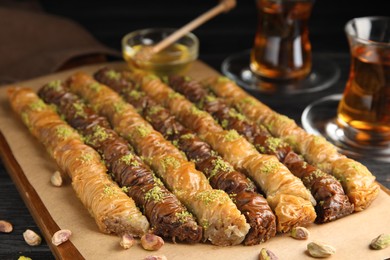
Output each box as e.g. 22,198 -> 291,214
337,17 -> 390,145
250,0 -> 314,80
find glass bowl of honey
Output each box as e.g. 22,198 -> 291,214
122,28 -> 199,76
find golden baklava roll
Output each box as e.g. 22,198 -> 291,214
7,87 -> 149,236
166,75 -> 354,224
125,71 -> 317,233
67,72 -> 250,246
94,67 -> 277,245
206,77 -> 380,211
38,81 -> 203,243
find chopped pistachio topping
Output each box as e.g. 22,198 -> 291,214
135,125 -> 151,138
264,137 -> 286,153
304,169 -> 328,183
259,160 -> 279,175
171,139 -> 179,147
241,97 -> 256,105
114,101 -> 126,114
217,76 -> 230,83
161,156 -> 180,171
153,174 -> 164,187
228,109 -> 245,121
79,152 -> 94,163
201,220 -> 210,230
184,76 -> 191,82
220,119 -> 229,129
144,186 -> 164,203
72,102 -> 87,118
195,190 -> 230,206
106,70 -> 121,80
205,95 -> 216,102
92,125 -> 110,141
224,129 -> 240,142
29,100 -> 46,111
21,112 -> 30,127
180,133 -> 194,140
119,154 -> 134,165
229,193 -> 237,203
46,80 -> 62,90
103,184 -> 118,198
89,82 -> 102,92
121,186 -> 129,193
175,211 -> 193,223
190,105 -> 205,116
208,157 -> 233,179
128,90 -> 143,100
147,105 -> 163,115
55,126 -> 73,139
168,91 -> 183,100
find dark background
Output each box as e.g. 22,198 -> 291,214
1,1 -> 389,259
39,0 -> 389,71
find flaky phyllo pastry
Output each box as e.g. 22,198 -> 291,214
165,75 -> 354,224
7,87 -> 149,237
66,72 -> 250,246
93,67 -> 277,245
38,81 -> 203,243
206,77 -> 380,212
125,71 -> 317,233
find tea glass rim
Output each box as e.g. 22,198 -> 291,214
345,16 -> 390,47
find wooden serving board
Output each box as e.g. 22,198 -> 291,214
1,61 -> 390,260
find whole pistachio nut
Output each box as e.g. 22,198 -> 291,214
291,226 -> 310,240
120,233 -> 135,249
52,229 -> 72,246
259,248 -> 278,260
307,241 -> 335,258
23,229 -> 42,246
0,220 -> 13,233
370,233 -> 390,250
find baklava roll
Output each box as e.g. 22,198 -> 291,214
67,72 -> 250,246
167,75 -> 354,223
7,87 -> 149,236
206,77 -> 380,211
125,72 -> 317,233
38,81 -> 202,243
94,67 -> 277,245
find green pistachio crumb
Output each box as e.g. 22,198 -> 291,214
55,126 -> 73,139
224,129 -> 240,142
119,154 -> 134,165
121,186 -> 129,193
195,190 -> 229,206
114,101 -> 126,114
260,160 -> 279,175
103,184 -> 118,198
29,100 -> 46,111
106,70 -> 121,80
161,156 -> 180,171
89,82 -> 102,92
135,125 -> 151,138
46,80 -> 62,90
175,211 -> 193,223
147,105 -> 164,115
144,186 -> 164,203
208,157 -> 233,179
180,133 -> 195,140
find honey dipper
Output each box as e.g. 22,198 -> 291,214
135,0 -> 236,62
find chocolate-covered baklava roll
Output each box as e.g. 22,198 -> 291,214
7,87 -> 149,237
206,77 -> 380,212
166,75 -> 354,224
94,68 -> 277,245
38,81 -> 202,243
124,71 -> 317,233
67,72 -> 250,246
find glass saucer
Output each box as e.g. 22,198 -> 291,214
221,50 -> 340,95
301,94 -> 390,162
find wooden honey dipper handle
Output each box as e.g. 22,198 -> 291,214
136,0 -> 236,61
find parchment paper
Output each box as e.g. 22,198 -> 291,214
0,61 -> 389,260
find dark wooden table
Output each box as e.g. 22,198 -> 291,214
1,1 -> 389,259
